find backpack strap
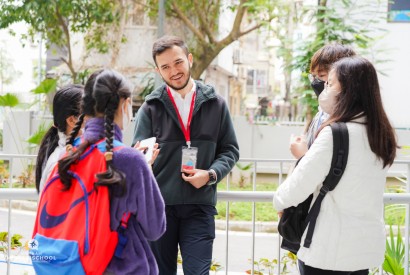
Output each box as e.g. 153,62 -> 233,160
114,212 -> 132,258
303,122 -> 349,248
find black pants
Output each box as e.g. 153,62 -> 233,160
149,205 -> 216,275
298,260 -> 369,275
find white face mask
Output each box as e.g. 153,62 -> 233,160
318,85 -> 340,115
122,100 -> 133,131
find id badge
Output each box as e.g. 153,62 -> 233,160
181,146 -> 198,171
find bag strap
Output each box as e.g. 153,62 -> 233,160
114,212 -> 132,257
303,122 -> 349,248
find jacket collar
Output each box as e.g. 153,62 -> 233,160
145,80 -> 217,131
146,80 -> 217,107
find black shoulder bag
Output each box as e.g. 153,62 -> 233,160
277,122 -> 349,254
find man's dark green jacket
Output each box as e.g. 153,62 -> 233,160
133,81 -> 239,206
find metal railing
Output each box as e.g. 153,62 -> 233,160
0,155 -> 409,274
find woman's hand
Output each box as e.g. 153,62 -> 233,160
289,134 -> 308,159
134,141 -> 160,165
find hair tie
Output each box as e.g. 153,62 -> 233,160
66,144 -> 73,152
104,152 -> 113,161
52,124 -> 58,129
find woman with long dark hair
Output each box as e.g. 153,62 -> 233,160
35,84 -> 83,193
274,56 -> 397,274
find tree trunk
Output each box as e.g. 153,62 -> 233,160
109,0 -> 127,68
191,41 -> 230,79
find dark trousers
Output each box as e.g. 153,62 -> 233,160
150,205 -> 216,275
298,260 -> 369,275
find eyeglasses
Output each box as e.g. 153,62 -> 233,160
308,74 -> 324,83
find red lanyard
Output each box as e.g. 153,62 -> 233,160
166,86 -> 196,147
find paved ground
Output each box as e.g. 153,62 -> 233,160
0,207 -> 299,274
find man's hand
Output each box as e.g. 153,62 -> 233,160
181,168 -> 209,189
289,134 -> 308,159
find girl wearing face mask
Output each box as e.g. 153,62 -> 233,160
59,69 -> 166,274
290,44 -> 356,159
274,56 -> 397,274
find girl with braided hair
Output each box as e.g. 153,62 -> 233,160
35,84 -> 83,193
58,69 -> 166,274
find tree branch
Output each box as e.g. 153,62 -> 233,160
238,17 -> 273,37
230,0 -> 247,38
170,1 -> 207,44
192,0 -> 215,43
55,6 -> 76,79
110,0 -> 127,68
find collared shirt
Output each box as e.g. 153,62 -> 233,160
168,80 -> 196,128
306,108 -> 329,148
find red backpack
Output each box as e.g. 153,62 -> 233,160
30,140 -> 127,275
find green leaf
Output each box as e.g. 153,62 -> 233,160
383,225 -> 405,275
0,232 -> 8,242
0,93 -> 19,107
31,78 -> 57,95
236,162 -> 253,171
27,122 -> 50,145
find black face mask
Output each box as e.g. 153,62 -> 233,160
311,78 -> 325,97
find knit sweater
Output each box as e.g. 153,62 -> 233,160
84,118 -> 166,274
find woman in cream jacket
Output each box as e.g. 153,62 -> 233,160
274,56 -> 397,274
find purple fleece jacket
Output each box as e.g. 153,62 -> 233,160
83,118 -> 166,275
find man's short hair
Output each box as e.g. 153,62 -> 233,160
152,35 -> 189,65
310,43 -> 356,73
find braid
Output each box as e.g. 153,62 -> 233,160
95,98 -> 127,197
66,114 -> 85,146
57,113 -> 86,190
58,140 -> 91,190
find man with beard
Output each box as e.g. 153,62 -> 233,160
133,35 -> 239,275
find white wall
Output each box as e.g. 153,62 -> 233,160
377,22 -> 410,128
331,0 -> 410,128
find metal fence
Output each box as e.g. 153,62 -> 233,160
0,154 -> 410,274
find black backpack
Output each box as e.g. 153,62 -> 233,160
278,122 -> 349,254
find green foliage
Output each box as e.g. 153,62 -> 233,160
216,181 -> 278,222
0,0 -> 120,80
31,78 -> 57,95
0,0 -> 118,50
140,75 -> 155,100
0,93 -> 19,107
247,252 -> 297,274
210,259 -> 223,273
0,160 -> 10,182
236,162 -> 253,171
145,0 -> 280,78
75,69 -> 92,85
291,0 -> 384,116
0,232 -> 23,252
383,225 -> 404,275
27,122 -> 50,146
